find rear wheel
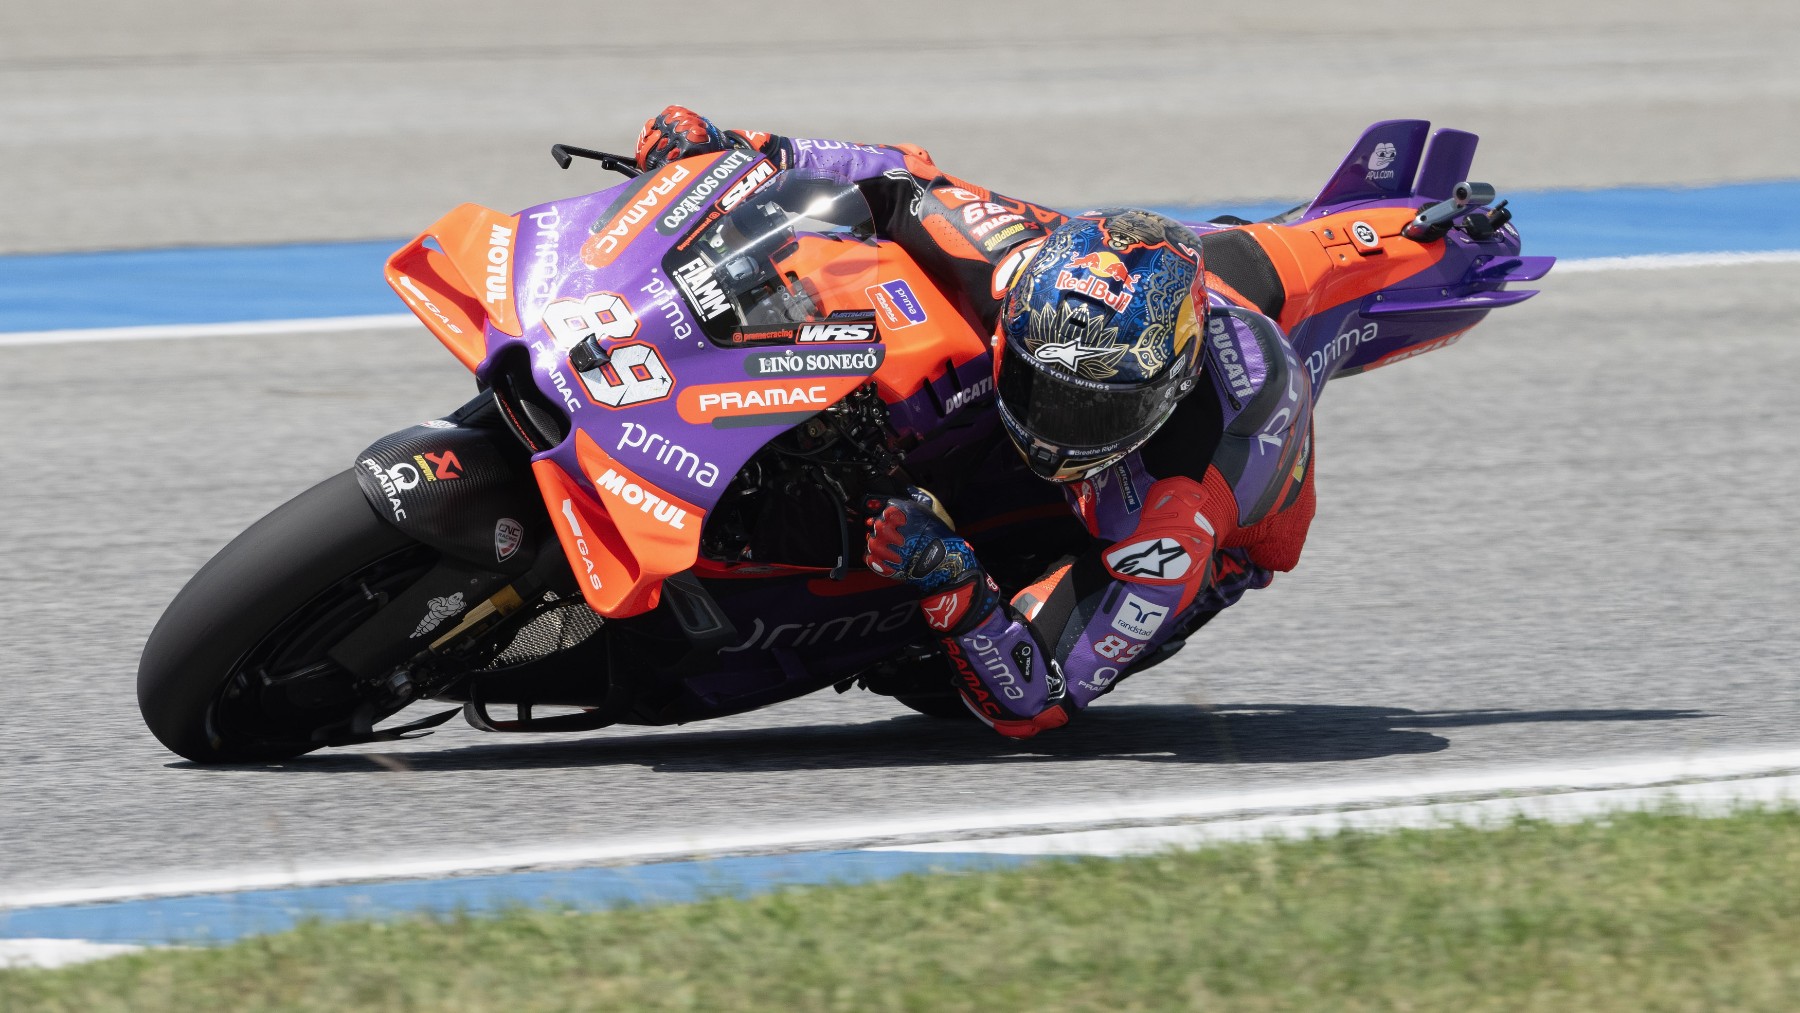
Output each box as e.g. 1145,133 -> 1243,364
138,471 -> 434,763
859,650 -> 976,721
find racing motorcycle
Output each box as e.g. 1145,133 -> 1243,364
138,119 -> 1552,762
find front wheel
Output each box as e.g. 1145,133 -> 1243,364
137,471 -> 434,763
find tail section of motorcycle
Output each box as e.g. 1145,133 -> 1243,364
1196,119 -> 1554,400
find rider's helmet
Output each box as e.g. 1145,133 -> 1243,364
993,209 -> 1207,481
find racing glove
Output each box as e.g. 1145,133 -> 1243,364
635,105 -> 731,171
863,489 -> 1001,636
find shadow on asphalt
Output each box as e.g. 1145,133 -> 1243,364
185,703 -> 1710,775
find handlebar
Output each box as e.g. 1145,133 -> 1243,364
550,144 -> 641,179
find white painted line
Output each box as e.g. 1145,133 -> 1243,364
4,748 -> 1798,912
0,313 -> 417,348
0,939 -> 154,969
876,773 -> 1800,857
1556,249 -> 1800,273
0,248 -> 1794,350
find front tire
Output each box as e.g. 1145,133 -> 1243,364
138,471 -> 431,763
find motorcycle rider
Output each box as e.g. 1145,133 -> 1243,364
637,106 -> 1316,738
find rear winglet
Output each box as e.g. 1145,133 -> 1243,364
1307,119 -> 1432,212
1414,128 -> 1480,200
1362,289 -> 1539,317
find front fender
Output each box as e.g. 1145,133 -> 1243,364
352,416 -> 548,576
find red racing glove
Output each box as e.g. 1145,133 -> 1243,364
864,489 -> 1001,636
635,105 -> 731,171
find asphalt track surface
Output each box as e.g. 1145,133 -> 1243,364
2,2 -> 1799,896
4,1 -> 1799,253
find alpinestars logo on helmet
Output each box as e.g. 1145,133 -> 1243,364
1026,302 -> 1127,380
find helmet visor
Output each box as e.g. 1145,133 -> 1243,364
996,343 -> 1185,454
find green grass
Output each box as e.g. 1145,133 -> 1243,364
5,808 -> 1799,1012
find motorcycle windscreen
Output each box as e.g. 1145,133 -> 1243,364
658,170 -> 881,347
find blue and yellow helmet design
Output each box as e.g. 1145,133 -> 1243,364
994,210 -> 1206,481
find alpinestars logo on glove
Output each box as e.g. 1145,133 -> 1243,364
921,584 -> 974,632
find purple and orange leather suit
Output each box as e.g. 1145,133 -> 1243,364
638,107 -> 1318,737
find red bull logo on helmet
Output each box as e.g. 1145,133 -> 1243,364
1056,251 -> 1137,312
1068,251 -> 1136,286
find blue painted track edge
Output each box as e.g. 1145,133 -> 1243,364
3,181 -> 1796,334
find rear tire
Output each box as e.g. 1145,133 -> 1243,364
137,471 -> 429,763
862,651 -> 977,721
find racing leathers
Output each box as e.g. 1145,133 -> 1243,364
638,108 -> 1318,738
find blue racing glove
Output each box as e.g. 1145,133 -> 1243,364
863,489 -> 1001,636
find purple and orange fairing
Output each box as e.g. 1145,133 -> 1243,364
385,151 -> 990,619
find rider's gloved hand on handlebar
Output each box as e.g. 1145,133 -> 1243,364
635,105 -> 731,171
863,489 -> 1001,637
